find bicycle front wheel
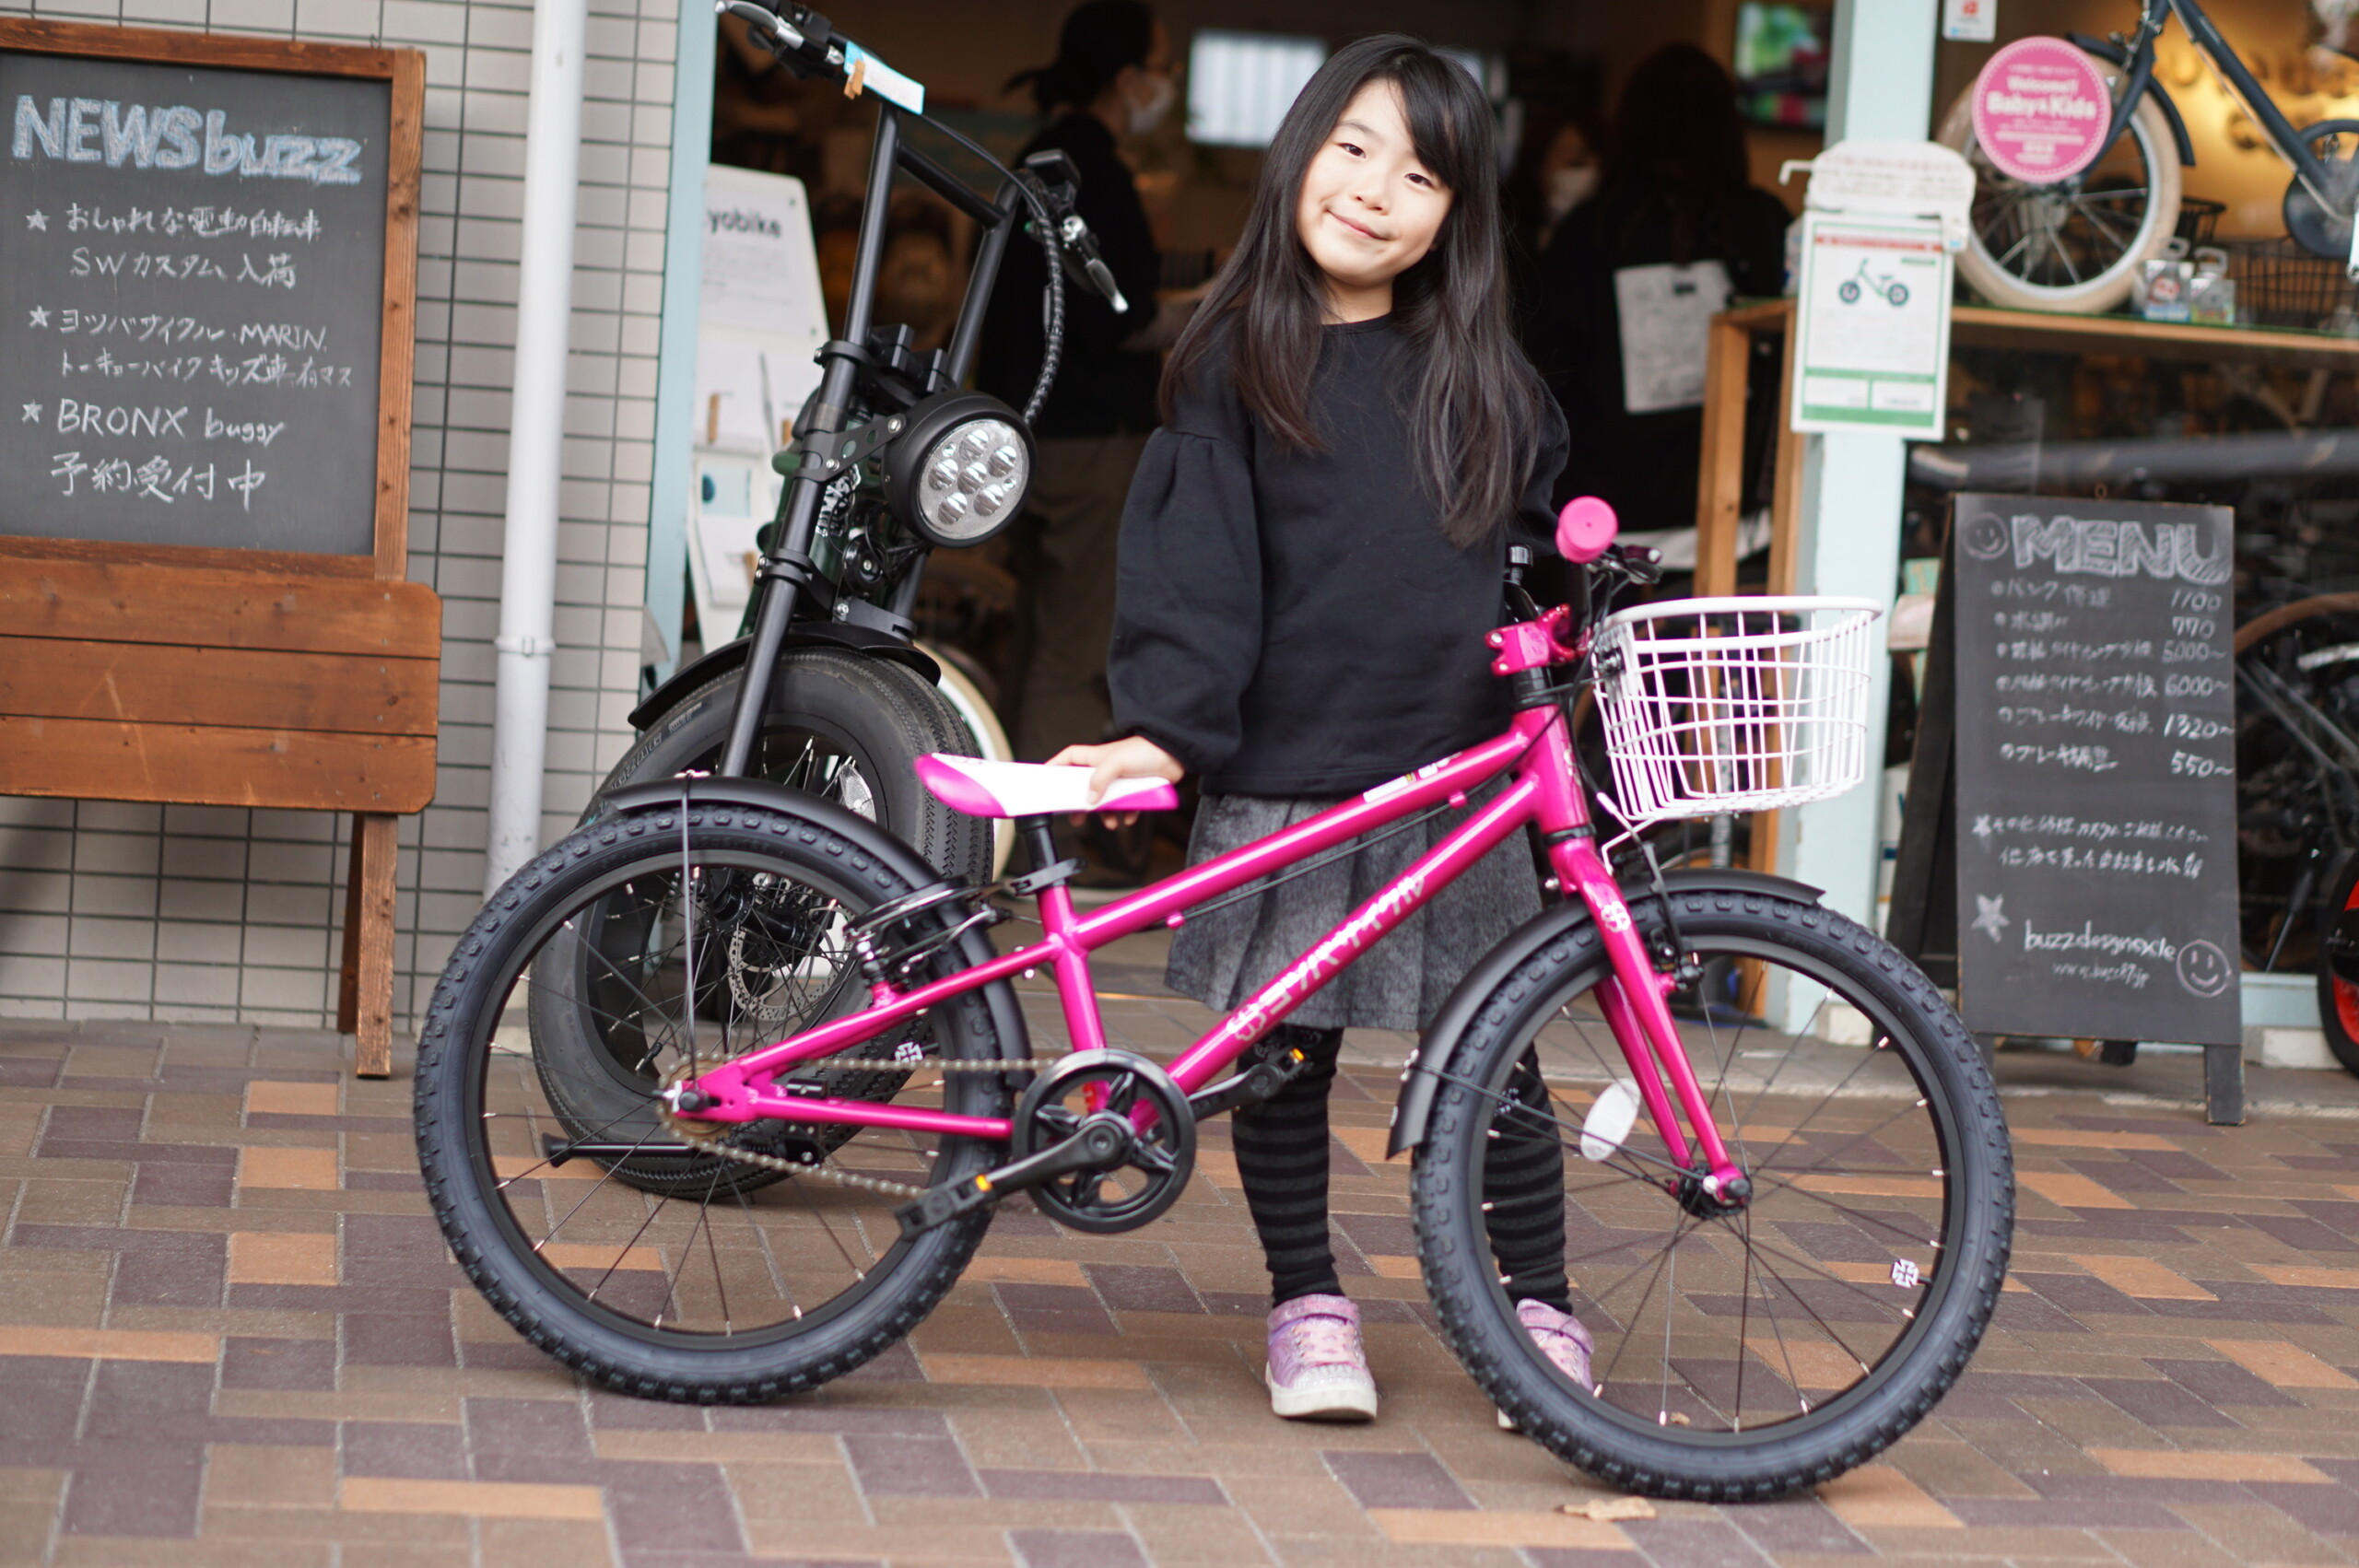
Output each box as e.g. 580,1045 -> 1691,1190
414,800 -> 1020,1401
1412,888 -> 2012,1499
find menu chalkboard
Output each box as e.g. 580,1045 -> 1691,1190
0,46 -> 391,555
1949,492 -> 2242,1047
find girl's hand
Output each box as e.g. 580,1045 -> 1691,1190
1045,736 -> 1183,826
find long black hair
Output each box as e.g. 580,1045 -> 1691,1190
1163,35 -> 1547,549
1593,44 -> 1752,265
1005,1 -> 1156,117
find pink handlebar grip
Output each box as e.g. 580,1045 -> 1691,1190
1556,496 -> 1618,565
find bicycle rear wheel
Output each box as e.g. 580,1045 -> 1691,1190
414,800 -> 1020,1400
1411,888 -> 2011,1499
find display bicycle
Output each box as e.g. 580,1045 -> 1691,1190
416,496 -> 2014,1500
1938,0 -> 2359,313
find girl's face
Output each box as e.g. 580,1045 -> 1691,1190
1294,80 -> 1453,321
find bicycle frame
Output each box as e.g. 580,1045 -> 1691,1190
675,607 -> 1751,1194
2108,0 -> 2341,206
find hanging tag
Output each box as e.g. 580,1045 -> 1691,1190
843,42 -> 925,114
1943,0 -> 1996,42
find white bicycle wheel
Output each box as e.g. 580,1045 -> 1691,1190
1938,53 -> 2182,315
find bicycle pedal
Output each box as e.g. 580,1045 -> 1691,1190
895,1171 -> 1001,1237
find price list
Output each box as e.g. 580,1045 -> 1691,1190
1948,493 -> 2244,1047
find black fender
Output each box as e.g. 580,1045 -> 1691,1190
629,628 -> 940,731
593,775 -> 1032,1071
2067,32 -> 2196,168
1384,868 -> 1822,1158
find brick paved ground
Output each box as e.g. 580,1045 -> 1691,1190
15,930 -> 2359,1566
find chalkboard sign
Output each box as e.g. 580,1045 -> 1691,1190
0,21 -> 414,561
1949,492 -> 2242,1047
0,21 -> 428,1078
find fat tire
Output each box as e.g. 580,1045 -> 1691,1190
1409,889 -> 2013,1499
415,802 -> 1016,1402
601,647 -> 991,887
537,648 -> 992,1174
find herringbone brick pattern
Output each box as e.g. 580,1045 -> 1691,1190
11,965 -> 2359,1566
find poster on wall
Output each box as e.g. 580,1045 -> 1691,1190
1792,211 -> 1952,438
1943,0 -> 1997,43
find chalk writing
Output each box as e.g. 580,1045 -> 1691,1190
12,97 -> 363,184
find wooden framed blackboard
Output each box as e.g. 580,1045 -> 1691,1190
0,20 -> 429,1075
0,18 -> 417,570
1946,493 -> 2243,1053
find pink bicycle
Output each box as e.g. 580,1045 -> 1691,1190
416,501 -> 2013,1499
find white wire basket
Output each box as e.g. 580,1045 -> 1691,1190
1590,596 -> 1883,825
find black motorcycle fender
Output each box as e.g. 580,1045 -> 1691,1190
593,775 -> 1033,1071
1383,867 -> 1823,1158
628,629 -> 941,731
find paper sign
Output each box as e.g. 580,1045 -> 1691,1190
1971,37 -> 2110,184
1793,213 -> 1951,439
1792,140 -> 1977,251
1614,261 -> 1733,415
1943,0 -> 1996,42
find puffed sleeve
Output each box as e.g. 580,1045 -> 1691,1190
1107,424 -> 1263,780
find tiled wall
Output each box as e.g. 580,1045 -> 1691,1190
0,0 -> 679,1026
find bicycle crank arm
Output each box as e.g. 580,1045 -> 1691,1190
894,1113 -> 1132,1237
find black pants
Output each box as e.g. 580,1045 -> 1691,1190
1231,1024 -> 1571,1310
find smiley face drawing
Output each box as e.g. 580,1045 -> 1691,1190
2175,939 -> 2233,999
1961,510 -> 2011,561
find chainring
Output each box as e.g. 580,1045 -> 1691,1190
1012,1050 -> 1196,1235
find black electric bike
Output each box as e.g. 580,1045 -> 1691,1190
531,1 -> 1124,1161
602,0 -> 1124,886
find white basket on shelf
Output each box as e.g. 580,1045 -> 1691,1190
1590,596 -> 1883,825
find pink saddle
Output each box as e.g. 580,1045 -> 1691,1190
914,754 -> 1180,819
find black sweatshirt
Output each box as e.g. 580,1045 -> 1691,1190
976,114 -> 1163,439
1108,316 -> 1569,797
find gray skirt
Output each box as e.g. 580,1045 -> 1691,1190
1167,783 -> 1543,1033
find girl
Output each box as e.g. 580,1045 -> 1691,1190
1051,35 -> 1586,1422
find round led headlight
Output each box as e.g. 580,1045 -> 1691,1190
883,390 -> 1034,548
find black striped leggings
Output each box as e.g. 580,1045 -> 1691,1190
1234,1023 -> 1571,1310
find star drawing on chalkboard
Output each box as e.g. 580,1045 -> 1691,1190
24,210 -> 44,231
19,404 -> 40,425
27,307 -> 46,328
1970,895 -> 2010,944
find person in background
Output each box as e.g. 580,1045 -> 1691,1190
980,1 -> 1175,766
1505,105 -> 1603,291
1525,45 -> 1788,532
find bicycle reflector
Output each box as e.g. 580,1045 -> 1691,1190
884,390 -> 1033,547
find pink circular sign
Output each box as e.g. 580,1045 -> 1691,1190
1970,37 -> 2111,184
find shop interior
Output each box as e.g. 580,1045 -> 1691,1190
688,0 -> 2359,1060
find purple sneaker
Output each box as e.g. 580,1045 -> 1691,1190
1265,1293 -> 1379,1422
1500,1299 -> 1594,1429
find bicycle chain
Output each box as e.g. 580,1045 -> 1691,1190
651,1055 -> 1066,1200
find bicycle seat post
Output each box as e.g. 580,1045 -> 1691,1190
1015,814 -> 1109,1055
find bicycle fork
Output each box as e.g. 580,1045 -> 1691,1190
1523,706 -> 1750,1203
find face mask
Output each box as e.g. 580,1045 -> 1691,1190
1127,72 -> 1176,135
1543,165 -> 1598,222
